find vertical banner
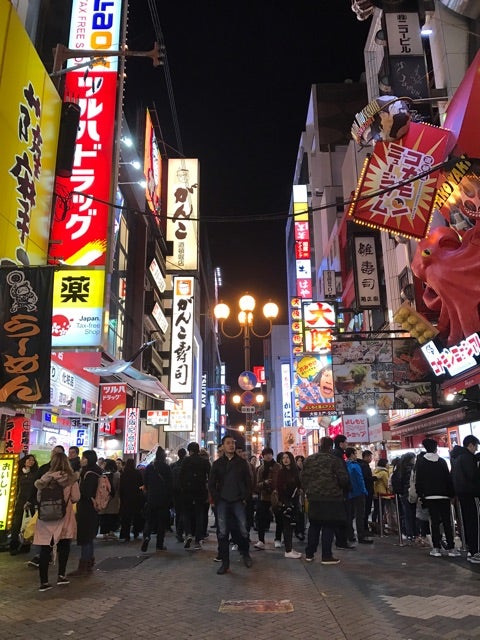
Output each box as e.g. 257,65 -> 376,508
0,267 -> 53,403
170,276 -> 195,394
0,453 -> 19,533
0,0 -> 61,265
124,408 -> 140,455
166,159 -> 200,271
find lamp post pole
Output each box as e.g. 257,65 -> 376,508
214,294 -> 278,453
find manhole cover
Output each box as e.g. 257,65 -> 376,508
219,600 -> 294,613
95,555 -> 150,571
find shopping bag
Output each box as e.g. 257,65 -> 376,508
21,510 -> 38,544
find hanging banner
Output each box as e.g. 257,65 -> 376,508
166,159 -> 199,271
353,236 -> 382,309
124,408 -> 140,455
4,417 -> 30,455
0,267 -> 53,404
342,414 -> 369,443
349,122 -> 452,239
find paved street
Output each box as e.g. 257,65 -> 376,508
1,526 -> 480,640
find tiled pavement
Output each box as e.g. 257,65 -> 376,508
1,529 -> 480,640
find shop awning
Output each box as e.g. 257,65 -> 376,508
390,406 -> 467,436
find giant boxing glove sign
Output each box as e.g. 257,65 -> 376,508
410,222 -> 480,346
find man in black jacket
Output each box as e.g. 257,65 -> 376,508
208,435 -> 253,574
415,438 -> 457,557
451,434 -> 480,563
358,450 -> 374,532
179,442 -> 210,550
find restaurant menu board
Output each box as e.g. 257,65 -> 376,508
331,339 -> 433,413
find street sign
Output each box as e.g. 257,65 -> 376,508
241,406 -> 255,413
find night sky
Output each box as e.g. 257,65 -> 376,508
125,1 -> 370,386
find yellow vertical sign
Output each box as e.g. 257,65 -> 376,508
0,0 -> 61,265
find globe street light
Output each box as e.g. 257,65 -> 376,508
213,294 -> 279,371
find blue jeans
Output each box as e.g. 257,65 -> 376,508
80,540 -> 94,562
305,519 -> 335,560
216,499 -> 249,563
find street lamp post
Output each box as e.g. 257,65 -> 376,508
214,294 -> 278,452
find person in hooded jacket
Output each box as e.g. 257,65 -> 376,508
415,438 -> 458,558
141,446 -> 173,552
397,452 -> 417,542
34,452 -> 80,591
69,449 -> 103,576
450,434 -> 480,563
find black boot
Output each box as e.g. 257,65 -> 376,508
141,537 -> 150,552
217,562 -> 229,575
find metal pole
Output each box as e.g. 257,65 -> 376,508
243,323 -> 251,372
379,496 -> 384,538
395,494 -> 404,546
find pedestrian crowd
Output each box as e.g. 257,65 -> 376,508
7,431 -> 480,589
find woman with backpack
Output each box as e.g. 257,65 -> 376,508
69,449 -> 103,577
33,452 -> 80,591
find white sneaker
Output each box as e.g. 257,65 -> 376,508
429,548 -> 442,557
274,540 -> 282,549
231,544 -> 238,551
284,550 -> 301,559
468,552 -> 480,563
447,548 -> 461,557
254,541 -> 265,550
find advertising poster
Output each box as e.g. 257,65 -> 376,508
348,122 -> 452,239
0,454 -> 19,532
294,353 -> 335,416
332,339 -> 433,414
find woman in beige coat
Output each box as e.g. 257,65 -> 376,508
34,452 -> 80,591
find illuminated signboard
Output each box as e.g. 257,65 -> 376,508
170,276 -> 195,394
144,109 -> 162,221
293,184 -> 312,298
49,0 -> 122,266
51,269 -> 105,347
302,301 -> 335,353
99,383 -> 127,417
295,353 -> 335,416
164,398 -> 194,431
166,159 -> 200,271
146,410 -> 170,425
149,258 -> 166,292
0,454 -> 19,532
422,333 -> 480,378
384,13 -> 423,56
281,363 -> 293,427
0,0 -> 61,265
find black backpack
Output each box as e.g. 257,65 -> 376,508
38,479 -> 67,521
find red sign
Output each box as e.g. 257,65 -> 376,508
349,122 -> 452,239
99,383 -> 127,418
49,72 -> 117,265
4,417 -> 30,454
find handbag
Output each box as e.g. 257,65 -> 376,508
270,489 -> 281,511
281,488 -> 298,524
